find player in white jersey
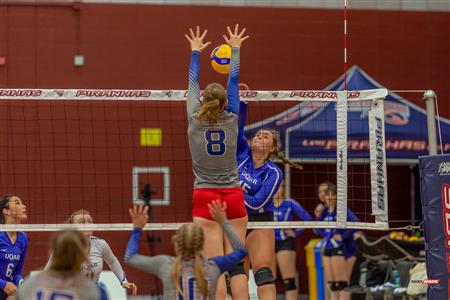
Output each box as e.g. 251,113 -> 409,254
17,230 -> 108,300
69,209 -> 137,294
46,209 -> 137,295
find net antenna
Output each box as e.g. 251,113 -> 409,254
0,88 -> 388,231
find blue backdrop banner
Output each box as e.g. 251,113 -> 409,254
245,66 -> 450,160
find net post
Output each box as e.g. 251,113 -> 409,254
368,98 -> 388,224
336,91 -> 348,226
423,90 -> 437,155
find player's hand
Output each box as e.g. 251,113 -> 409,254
285,229 -> 296,238
239,83 -> 250,91
123,282 -> 138,295
129,205 -> 149,228
314,203 -> 324,218
332,234 -> 343,241
223,24 -> 249,48
208,200 -> 227,223
185,26 -> 211,52
3,282 -> 17,296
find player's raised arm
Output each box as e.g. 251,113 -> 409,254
208,200 -> 247,273
224,24 -> 249,115
185,26 -> 211,117
125,205 -> 169,276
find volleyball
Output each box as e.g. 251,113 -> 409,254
210,44 -> 231,74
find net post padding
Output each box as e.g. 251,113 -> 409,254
369,98 -> 389,225
336,91 -> 348,227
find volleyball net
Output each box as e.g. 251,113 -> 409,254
0,88 -> 388,231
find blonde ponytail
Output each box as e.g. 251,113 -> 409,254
171,223 -> 207,298
197,83 -> 227,123
197,99 -> 221,123
193,255 -> 208,298
171,256 -> 184,297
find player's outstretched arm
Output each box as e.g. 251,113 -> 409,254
102,241 -> 137,295
125,205 -> 149,261
224,24 -> 248,115
185,26 -> 210,117
208,200 -> 245,251
223,24 -> 249,49
208,200 -> 248,273
125,205 -> 169,276
185,25 -> 211,52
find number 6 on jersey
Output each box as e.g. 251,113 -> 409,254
204,130 -> 226,156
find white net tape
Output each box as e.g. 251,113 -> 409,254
0,88 -> 388,102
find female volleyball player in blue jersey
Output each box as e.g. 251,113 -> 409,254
125,201 -> 248,300
315,184 -> 359,300
235,84 -> 302,299
185,25 -> 249,299
273,184 -> 312,300
314,181 -> 334,219
0,195 -> 28,300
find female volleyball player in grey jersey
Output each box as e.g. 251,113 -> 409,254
125,202 -> 248,300
46,209 -> 137,295
17,230 -> 108,300
186,25 -> 249,299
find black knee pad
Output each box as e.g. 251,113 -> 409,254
254,267 -> 275,286
328,282 -> 338,291
228,262 -> 246,278
334,281 -> 348,291
283,278 -> 296,291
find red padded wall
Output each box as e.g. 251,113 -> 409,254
0,3 -> 448,295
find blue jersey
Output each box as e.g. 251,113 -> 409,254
237,101 -> 283,214
315,207 -> 359,251
273,199 -> 312,240
0,232 -> 28,290
343,232 -> 358,259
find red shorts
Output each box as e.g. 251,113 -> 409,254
192,187 -> 247,220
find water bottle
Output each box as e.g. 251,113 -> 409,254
392,269 -> 401,287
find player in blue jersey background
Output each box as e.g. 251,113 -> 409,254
0,195 -> 28,300
273,184 -> 312,300
236,85 -> 302,300
314,181 -> 334,219
315,184 -> 359,300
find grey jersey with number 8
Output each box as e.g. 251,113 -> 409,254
187,49 -> 241,189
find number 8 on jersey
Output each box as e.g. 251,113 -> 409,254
205,130 -> 226,156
